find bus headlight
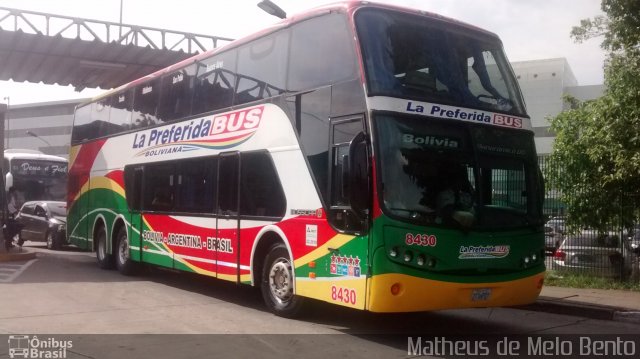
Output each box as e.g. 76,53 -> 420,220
403,251 -> 413,262
389,247 -> 398,258
416,255 -> 425,266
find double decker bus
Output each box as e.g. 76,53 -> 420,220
68,1 -> 545,316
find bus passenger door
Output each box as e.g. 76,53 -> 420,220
216,152 -> 240,282
327,116 -> 370,310
125,166 -> 144,263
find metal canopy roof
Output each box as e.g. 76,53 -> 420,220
0,7 -> 233,91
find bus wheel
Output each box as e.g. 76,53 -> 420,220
96,226 -> 114,269
115,226 -> 138,275
260,243 -> 303,317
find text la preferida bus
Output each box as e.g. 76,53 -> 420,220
67,1 -> 545,317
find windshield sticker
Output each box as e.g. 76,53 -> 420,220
458,245 -> 510,259
477,143 -> 526,156
403,134 -> 459,149
368,97 -> 531,130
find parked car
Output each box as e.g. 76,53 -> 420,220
544,216 -> 566,253
552,230 -> 636,278
15,201 -> 67,250
546,216 -> 566,234
544,225 -> 563,253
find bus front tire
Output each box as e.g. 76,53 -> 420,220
96,227 -> 114,270
115,226 -> 138,276
260,243 -> 304,318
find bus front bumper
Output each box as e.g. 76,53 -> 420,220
366,272 -> 544,313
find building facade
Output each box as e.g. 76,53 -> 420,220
512,58 -> 604,154
4,98 -> 86,159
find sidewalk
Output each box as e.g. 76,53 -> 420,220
527,286 -> 640,323
0,246 -> 37,262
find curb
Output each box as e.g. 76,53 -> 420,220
613,311 -> 640,324
519,297 -> 640,324
0,248 -> 37,262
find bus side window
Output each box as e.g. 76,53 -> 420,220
288,13 -> 357,92
92,99 -> 111,138
193,50 -> 238,116
175,157 -> 216,213
235,29 -> 289,106
124,165 -> 143,211
109,89 -> 134,134
131,78 -> 161,129
143,163 -> 175,212
157,64 -> 197,122
239,152 -> 286,218
71,104 -> 99,144
285,86 -> 331,206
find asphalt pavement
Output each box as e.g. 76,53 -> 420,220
3,243 -> 640,324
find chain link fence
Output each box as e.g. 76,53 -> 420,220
539,156 -> 640,282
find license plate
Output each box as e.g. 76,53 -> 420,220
471,288 -> 492,302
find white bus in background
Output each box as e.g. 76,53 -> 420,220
3,149 -> 68,209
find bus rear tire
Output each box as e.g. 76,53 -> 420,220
96,226 -> 114,270
115,226 -> 138,276
260,243 -> 304,318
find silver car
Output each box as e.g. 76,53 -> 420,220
552,230 -> 636,279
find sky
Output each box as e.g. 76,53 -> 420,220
0,0 -> 606,105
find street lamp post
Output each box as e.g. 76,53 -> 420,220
26,130 -> 52,150
257,0 -> 287,19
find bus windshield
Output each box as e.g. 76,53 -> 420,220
9,159 -> 68,207
375,114 -> 541,229
356,8 -> 526,117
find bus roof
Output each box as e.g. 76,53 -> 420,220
81,1 -> 499,106
4,149 -> 67,162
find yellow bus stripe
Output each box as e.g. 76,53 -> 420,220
73,176 -> 125,203
294,233 -> 355,268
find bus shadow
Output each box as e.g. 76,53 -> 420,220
12,250 -> 536,351
139,267 -> 533,348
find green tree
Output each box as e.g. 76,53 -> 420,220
546,0 -> 640,231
